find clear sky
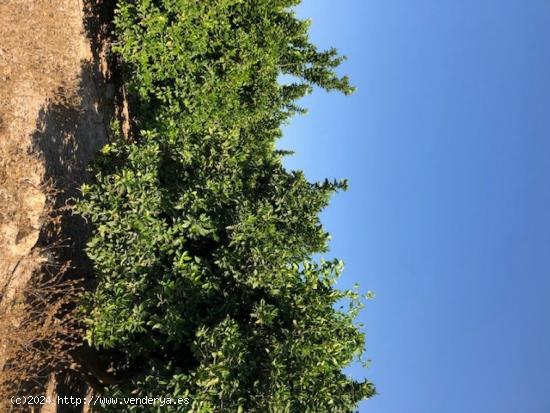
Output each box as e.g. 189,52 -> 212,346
279,1 -> 550,412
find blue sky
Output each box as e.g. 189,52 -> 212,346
279,1 -> 550,412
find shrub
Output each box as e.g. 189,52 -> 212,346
77,0 -> 374,411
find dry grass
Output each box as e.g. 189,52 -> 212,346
0,0 -> 89,288
0,267 -> 83,412
0,1 -> 111,410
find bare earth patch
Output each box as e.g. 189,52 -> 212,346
0,0 -> 90,294
0,0 -> 112,410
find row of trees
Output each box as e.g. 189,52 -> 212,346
77,0 -> 374,411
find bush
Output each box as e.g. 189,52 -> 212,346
77,0 -> 374,411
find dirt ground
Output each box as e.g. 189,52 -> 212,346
0,0 -> 114,410
0,0 -> 112,293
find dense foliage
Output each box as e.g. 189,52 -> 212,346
77,0 -> 374,411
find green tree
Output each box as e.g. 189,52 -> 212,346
77,0 -> 375,411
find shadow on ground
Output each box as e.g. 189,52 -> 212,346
27,2 -> 120,410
